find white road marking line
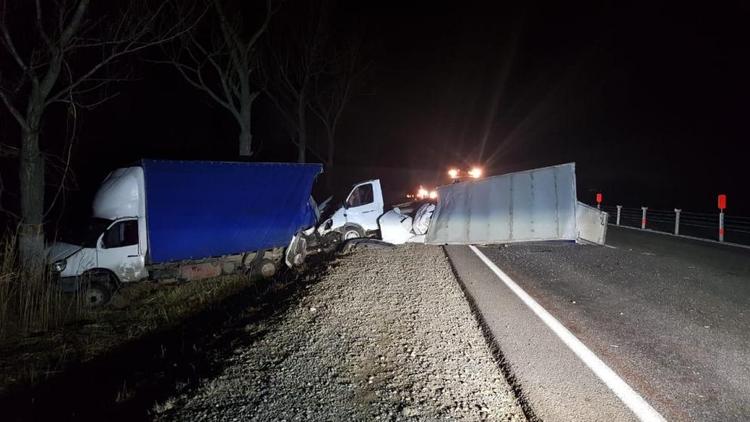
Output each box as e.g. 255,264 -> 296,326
604,244 -> 618,249
469,245 -> 667,422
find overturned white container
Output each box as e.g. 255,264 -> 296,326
426,163 -> 582,245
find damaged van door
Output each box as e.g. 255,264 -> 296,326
317,179 -> 384,240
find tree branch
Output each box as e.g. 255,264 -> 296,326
44,89 -> 77,217
34,0 -> 54,49
46,2 -> 197,105
0,88 -> 29,130
0,3 -> 30,73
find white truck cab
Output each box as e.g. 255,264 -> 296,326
317,179 -> 384,240
47,167 -> 149,303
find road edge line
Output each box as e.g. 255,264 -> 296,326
469,245 -> 666,422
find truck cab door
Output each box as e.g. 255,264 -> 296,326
97,218 -> 147,282
344,180 -> 384,232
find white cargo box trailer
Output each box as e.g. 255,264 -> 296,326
425,163 -> 607,245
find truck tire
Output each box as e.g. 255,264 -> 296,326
258,259 -> 277,278
339,224 -> 365,241
80,271 -> 117,307
83,281 -> 112,307
246,256 -> 278,279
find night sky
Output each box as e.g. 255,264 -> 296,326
3,0 -> 749,225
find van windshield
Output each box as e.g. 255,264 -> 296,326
60,218 -> 113,247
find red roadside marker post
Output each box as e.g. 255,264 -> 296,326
596,193 -> 603,210
718,194 -> 727,242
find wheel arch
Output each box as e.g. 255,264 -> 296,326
339,223 -> 366,240
81,268 -> 121,288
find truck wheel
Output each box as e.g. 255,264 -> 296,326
81,280 -> 113,307
257,259 -> 277,278
79,271 -> 117,307
340,225 -> 365,241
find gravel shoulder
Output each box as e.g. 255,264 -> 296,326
156,244 -> 525,421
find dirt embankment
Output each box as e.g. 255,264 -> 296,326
0,270 -> 312,421
158,245 -> 525,421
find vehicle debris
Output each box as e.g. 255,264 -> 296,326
379,203 -> 436,245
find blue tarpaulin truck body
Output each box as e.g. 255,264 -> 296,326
142,160 -> 323,264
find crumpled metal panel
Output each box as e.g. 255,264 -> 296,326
425,163 -> 578,245
576,202 -> 609,245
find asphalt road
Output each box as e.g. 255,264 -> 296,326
445,226 -> 750,421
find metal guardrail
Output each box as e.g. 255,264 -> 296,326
601,205 -> 750,246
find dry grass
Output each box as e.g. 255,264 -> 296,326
0,232 -> 260,395
0,233 -> 83,340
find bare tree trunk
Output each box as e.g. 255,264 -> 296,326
18,115 -> 45,273
238,129 -> 252,157
238,101 -> 253,157
165,0 -> 271,160
1,0 -> 188,275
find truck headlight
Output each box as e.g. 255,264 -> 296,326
51,260 -> 67,273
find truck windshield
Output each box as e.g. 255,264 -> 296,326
60,218 -> 113,247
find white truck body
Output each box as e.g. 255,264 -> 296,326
426,163 -> 578,244
425,163 -> 608,245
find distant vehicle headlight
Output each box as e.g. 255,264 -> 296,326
51,260 -> 67,273
468,167 -> 483,179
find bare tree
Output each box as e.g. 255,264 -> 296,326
263,1 -> 329,164
0,0 -> 188,271
310,38 -> 367,169
164,0 -> 273,158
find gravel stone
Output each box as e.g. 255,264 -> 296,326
155,245 -> 525,421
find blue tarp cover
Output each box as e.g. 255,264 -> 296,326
142,160 -> 322,263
